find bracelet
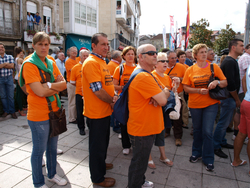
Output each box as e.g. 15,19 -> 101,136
47,82 -> 52,89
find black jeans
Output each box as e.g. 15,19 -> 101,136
75,94 -> 85,131
128,134 -> 155,188
88,116 -> 110,183
120,124 -> 131,149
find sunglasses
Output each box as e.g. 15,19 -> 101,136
158,60 -> 168,63
141,51 -> 158,56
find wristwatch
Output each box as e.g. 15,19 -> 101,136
217,80 -> 220,85
47,82 -> 52,89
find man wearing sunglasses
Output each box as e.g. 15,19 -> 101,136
165,51 -> 187,146
127,44 -> 170,188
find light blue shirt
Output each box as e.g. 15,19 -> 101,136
244,65 -> 250,102
55,58 -> 65,76
27,15 -> 34,26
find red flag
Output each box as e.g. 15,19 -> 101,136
185,0 -> 190,50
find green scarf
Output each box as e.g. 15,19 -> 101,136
19,52 -> 61,108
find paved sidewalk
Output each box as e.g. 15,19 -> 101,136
0,97 -> 250,188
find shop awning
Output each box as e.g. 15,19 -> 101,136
65,34 -> 91,53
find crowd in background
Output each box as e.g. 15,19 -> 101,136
1,32 -> 250,188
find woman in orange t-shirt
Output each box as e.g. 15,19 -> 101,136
20,32 -> 67,187
182,44 -> 227,172
148,52 -> 179,169
113,46 -> 136,155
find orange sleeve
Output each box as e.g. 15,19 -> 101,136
132,73 -> 162,99
84,61 -> 102,84
182,67 -> 191,86
52,62 -> 61,78
22,63 -> 41,84
113,66 -> 120,81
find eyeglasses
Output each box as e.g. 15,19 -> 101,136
141,51 -> 158,56
158,60 -> 168,63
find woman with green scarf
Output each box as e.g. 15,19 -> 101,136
19,32 -> 67,188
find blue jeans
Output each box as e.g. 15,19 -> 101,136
28,120 -> 58,188
190,103 -> 218,165
128,134 -> 155,188
213,98 -> 236,149
0,75 -> 15,113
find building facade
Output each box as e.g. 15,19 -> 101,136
23,0 -> 64,53
0,0 -> 22,56
99,0 -> 141,51
63,0 -> 98,52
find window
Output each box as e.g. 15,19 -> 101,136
64,1 -> 69,22
74,2 -> 96,28
0,2 -> 12,34
43,6 -> 52,33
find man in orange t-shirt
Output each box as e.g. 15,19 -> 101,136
165,51 -> 187,146
81,33 -> 117,187
107,50 -> 122,76
127,44 -> 170,188
65,46 -> 78,123
70,49 -> 89,136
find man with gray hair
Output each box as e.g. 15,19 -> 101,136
207,48 -> 215,63
51,47 -> 60,59
185,49 -> 194,66
65,46 -> 78,123
70,49 -> 89,135
107,50 -> 122,134
127,44 -> 170,188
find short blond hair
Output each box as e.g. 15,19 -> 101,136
32,32 -> 51,45
192,44 -> 208,60
157,52 -> 167,61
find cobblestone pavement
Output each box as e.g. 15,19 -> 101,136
0,97 -> 249,188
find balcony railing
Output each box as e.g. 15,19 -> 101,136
0,18 -> 21,37
115,33 -> 131,46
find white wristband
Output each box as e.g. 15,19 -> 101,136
47,82 -> 52,89
217,80 -> 220,85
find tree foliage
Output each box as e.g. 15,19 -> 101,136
189,18 -> 213,49
213,24 -> 236,55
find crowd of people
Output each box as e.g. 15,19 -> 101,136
1,31 -> 250,188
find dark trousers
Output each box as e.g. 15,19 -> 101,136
88,116 -> 110,183
75,94 -> 85,131
172,99 -> 183,139
120,124 -> 131,149
15,81 -> 25,111
128,134 -> 155,188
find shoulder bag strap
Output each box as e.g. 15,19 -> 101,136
210,63 -> 215,78
167,65 -> 175,75
119,64 -> 124,85
38,69 -> 53,112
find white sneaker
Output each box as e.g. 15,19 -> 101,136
57,148 -> 63,155
232,135 -> 236,141
244,137 -> 249,144
39,184 -> 48,188
142,180 -> 154,188
118,133 -> 122,139
123,148 -> 130,155
48,174 -> 67,186
42,158 -> 45,167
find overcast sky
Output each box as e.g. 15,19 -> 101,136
139,0 -> 248,35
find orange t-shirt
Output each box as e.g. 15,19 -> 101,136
152,70 -> 172,90
178,63 -> 189,69
70,63 -> 83,96
65,58 -> 78,82
165,63 -> 186,93
76,56 -> 81,63
182,63 -> 226,108
127,71 -> 164,136
81,54 -> 114,119
22,61 -> 61,121
113,63 -> 136,94
107,60 -> 120,76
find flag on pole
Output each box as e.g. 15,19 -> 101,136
163,25 -> 167,48
170,15 -> 175,50
185,0 -> 190,50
